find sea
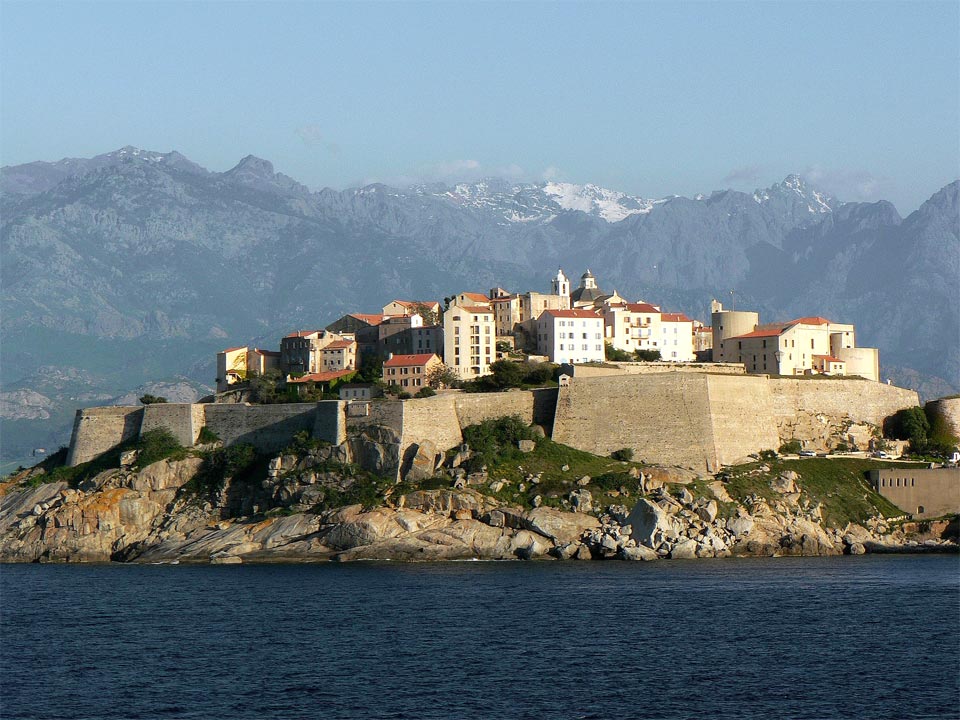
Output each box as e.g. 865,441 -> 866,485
1,555 -> 957,720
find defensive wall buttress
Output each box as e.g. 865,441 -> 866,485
67,375 -> 920,474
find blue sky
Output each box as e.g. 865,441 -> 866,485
1,0 -> 957,213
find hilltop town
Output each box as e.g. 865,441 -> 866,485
216,268 -> 882,399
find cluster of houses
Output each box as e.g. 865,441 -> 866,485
215,268 -> 881,398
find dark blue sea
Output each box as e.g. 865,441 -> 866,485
1,556 -> 958,720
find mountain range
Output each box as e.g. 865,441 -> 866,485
2,147 -> 957,465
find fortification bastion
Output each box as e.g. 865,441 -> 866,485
66,374 -> 919,475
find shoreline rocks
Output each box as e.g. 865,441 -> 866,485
1,456 -> 956,565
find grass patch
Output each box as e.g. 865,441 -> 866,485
720,457 -> 925,527
478,434 -> 649,510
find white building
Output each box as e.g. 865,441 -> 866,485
537,309 -> 605,364
658,312 -> 696,362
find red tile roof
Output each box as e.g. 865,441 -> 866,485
349,313 -> 389,326
731,324 -> 787,339
383,353 -> 439,368
459,305 -> 493,314
813,354 -> 844,362
623,303 -> 660,314
661,312 -> 693,323
287,369 -> 354,384
789,316 -> 831,326
541,309 -> 602,319
323,340 -> 355,350
391,300 -> 440,309
460,292 -> 490,303
284,330 -> 323,339
251,348 -> 281,356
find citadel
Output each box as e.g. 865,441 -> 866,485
64,269 -> 960,518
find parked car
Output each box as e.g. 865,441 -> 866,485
872,451 -> 891,459
799,450 -> 816,457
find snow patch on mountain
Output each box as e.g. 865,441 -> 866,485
542,182 -> 663,222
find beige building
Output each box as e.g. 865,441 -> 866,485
382,353 -> 442,389
870,468 -> 960,519
215,346 -> 281,393
711,300 -> 761,363
320,339 -> 357,372
725,316 -> 878,380
443,298 -> 496,378
603,302 -> 663,353
280,330 -> 348,375
382,300 -> 441,319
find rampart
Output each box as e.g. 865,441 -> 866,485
66,407 -> 144,466
551,374 -> 919,472
570,362 -> 746,378
66,375 -> 918,476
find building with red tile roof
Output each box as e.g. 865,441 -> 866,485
382,353 -> 442,389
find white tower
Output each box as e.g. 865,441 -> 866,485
552,268 -> 570,298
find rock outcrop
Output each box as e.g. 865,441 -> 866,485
1,449 -> 956,564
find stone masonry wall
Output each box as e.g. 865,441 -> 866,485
926,397 -> 960,442
141,404 -> 200,447
551,374 -> 918,472
552,374 -> 721,471
769,378 -> 919,450
453,391 -> 536,431
705,374 -> 781,466
67,407 -> 144,466
202,404 -> 319,454
570,363 -> 746,378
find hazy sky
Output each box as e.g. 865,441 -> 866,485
2,1 -> 957,213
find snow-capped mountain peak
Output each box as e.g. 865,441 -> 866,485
754,174 -> 834,214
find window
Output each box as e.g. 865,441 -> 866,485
811,339 -> 815,349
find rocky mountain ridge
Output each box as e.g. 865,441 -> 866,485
1,148 -> 957,462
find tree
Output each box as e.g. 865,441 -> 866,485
425,363 -> 459,389
634,349 -> 661,362
605,343 -> 632,362
139,394 -> 168,404
412,302 -> 437,326
249,369 -> 285,404
356,354 -> 384,384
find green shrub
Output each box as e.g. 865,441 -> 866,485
190,443 -> 258,497
758,449 -> 778,461
397,391 -> 412,400
139,394 -> 168,404
197,426 -> 220,444
634,349 -> 661,362
605,343 -> 633,362
462,415 -> 537,472
779,439 -> 802,455
135,429 -> 186,468
611,448 -> 634,461
414,387 -> 436,398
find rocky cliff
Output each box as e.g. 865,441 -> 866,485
2,432 -> 954,564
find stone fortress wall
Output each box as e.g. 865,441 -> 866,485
67,374 -> 920,475
551,374 -> 920,472
66,391 -> 552,469
925,396 -> 960,442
